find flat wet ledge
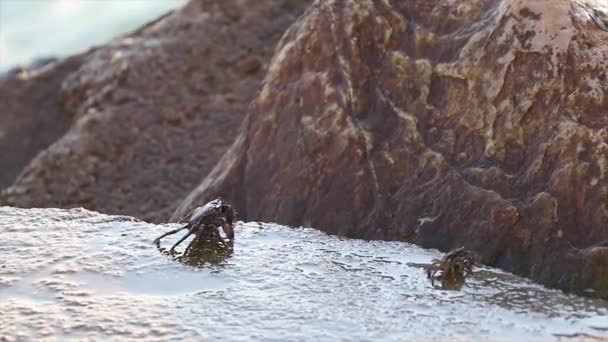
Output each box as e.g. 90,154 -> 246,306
1,207 -> 607,340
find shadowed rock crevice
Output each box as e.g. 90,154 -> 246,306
176,0 -> 608,297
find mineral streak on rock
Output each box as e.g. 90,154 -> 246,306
1,0 -> 311,222
175,0 -> 608,296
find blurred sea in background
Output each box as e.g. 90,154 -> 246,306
0,0 -> 187,72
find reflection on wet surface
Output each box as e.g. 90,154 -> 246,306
160,239 -> 234,268
1,206 -> 607,341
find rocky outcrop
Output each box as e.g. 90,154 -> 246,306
0,57 -> 80,189
175,0 -> 608,296
1,0 -> 310,222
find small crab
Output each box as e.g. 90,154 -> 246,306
426,247 -> 478,287
154,198 -> 236,253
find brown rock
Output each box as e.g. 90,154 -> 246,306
1,0 -> 310,222
175,0 -> 608,296
0,57 -> 80,189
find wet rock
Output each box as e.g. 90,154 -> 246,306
1,0 -> 310,222
1,207 -> 607,340
175,0 -> 608,296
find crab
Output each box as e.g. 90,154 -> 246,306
426,247 -> 478,288
154,198 -> 236,254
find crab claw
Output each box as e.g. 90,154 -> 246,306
222,223 -> 235,240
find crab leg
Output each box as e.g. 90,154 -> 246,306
154,225 -> 188,243
183,232 -> 202,255
214,228 -> 227,245
430,270 -> 438,286
203,224 -> 227,245
176,206 -> 197,224
170,229 -> 195,251
222,223 -> 234,240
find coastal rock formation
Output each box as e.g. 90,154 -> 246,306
1,0 -> 310,222
0,57 -> 80,189
175,0 -> 608,296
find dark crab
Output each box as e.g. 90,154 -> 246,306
426,247 -> 478,288
154,198 -> 236,253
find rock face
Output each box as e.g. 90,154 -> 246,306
1,0 -> 310,222
0,57 -> 80,189
175,0 -> 608,296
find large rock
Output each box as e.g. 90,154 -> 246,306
1,0 -> 310,222
175,0 -> 608,296
0,57 -> 80,189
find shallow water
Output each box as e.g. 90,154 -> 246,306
0,207 -> 607,341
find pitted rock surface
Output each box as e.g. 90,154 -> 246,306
1,207 -> 607,340
1,0 -> 310,222
175,0 -> 608,296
